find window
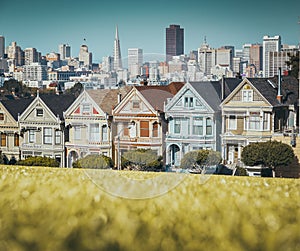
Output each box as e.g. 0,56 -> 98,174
228,115 -> 237,130
242,90 -> 253,102
1,133 -> 6,146
74,126 -> 81,140
152,122 -> 159,137
82,104 -> 90,114
36,109 -> 43,117
102,125 -> 108,141
89,123 -> 100,141
29,130 -> 35,143
193,117 -> 203,135
140,121 -> 149,137
132,101 -> 140,109
43,128 -> 52,144
206,118 -> 212,135
263,113 -> 269,130
55,130 -> 61,144
184,97 -> 194,108
174,119 -> 181,134
14,133 -> 19,146
0,113 -> 4,120
248,112 -> 260,130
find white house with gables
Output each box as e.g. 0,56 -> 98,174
164,82 -> 223,167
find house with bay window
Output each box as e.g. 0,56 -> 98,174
220,76 -> 298,165
18,93 -> 76,167
112,82 -> 184,167
63,87 -> 132,167
0,98 -> 34,161
164,82 -> 222,167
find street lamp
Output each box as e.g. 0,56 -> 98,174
117,121 -> 135,170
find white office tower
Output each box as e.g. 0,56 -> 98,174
0,36 -> 4,58
24,48 -> 39,65
59,44 -> 71,60
102,56 -> 114,73
198,41 -> 216,75
263,35 -> 281,77
113,26 -> 122,70
216,48 -> 233,70
128,48 -> 143,78
6,41 -> 24,66
23,62 -> 47,81
79,44 -> 92,68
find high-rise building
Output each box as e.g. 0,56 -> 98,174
249,44 -> 263,73
166,24 -> 184,62
0,36 -> 5,58
7,41 -> 24,66
102,56 -> 114,73
79,44 -> 92,68
263,35 -> 281,77
268,51 -> 297,77
216,47 -> 233,69
59,44 -> 71,60
23,62 -> 47,81
24,48 -> 39,65
198,41 -> 216,75
113,26 -> 122,70
128,48 -> 143,78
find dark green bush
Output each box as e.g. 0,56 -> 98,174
17,156 -> 59,167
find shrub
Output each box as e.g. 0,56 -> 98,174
73,154 -> 113,169
180,150 -> 222,169
17,156 -> 59,167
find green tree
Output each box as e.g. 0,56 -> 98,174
122,149 -> 163,171
241,141 -> 295,177
73,154 -> 113,169
286,52 -> 299,79
17,156 -> 59,167
180,150 -> 222,169
65,82 -> 83,97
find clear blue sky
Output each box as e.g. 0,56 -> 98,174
1,0 -> 299,63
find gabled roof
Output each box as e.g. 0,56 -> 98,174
1,98 -> 35,121
136,82 -> 184,112
210,78 -> 242,100
87,86 -> 132,115
189,82 -> 222,111
39,94 -> 76,119
247,76 -> 298,106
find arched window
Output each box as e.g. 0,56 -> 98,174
152,122 -> 159,137
14,133 -> 19,146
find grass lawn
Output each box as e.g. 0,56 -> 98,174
0,165 -> 299,251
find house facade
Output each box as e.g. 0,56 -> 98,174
164,82 -> 223,167
18,93 -> 75,167
63,87 -> 131,167
0,98 -> 34,161
220,76 -> 298,166
112,83 -> 183,167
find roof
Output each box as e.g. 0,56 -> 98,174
87,86 -> 132,115
210,78 -> 242,100
136,82 -> 184,112
189,82 -> 222,111
39,94 -> 76,119
247,76 -> 299,106
1,97 -> 35,121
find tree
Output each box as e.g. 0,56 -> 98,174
180,150 -> 222,169
65,82 -> 83,97
286,52 -> 299,79
121,149 -> 163,171
241,141 -> 295,177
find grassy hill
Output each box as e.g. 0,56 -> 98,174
0,166 -> 299,251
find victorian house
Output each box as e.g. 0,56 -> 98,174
220,75 -> 299,166
112,82 -> 184,168
164,78 -> 241,167
0,98 -> 34,161
18,93 -> 76,167
63,87 -> 132,167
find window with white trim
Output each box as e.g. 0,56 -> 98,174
55,130 -> 61,144
248,112 -> 261,130
174,119 -> 181,134
29,130 -> 35,143
193,117 -> 203,135
228,115 -> 237,130
74,126 -> 81,140
43,128 -> 52,144
102,125 -> 108,141
89,123 -> 100,141
206,118 -> 212,135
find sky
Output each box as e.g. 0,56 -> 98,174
1,0 -> 300,63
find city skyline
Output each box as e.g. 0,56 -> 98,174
1,0 -> 299,63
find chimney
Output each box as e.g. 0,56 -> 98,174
118,92 -> 122,103
277,67 -> 282,103
221,75 -> 225,100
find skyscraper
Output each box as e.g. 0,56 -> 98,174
113,26 -> 122,70
79,44 -> 92,68
166,24 -> 184,62
24,47 -> 39,65
249,44 -> 263,73
59,44 -> 71,60
128,48 -> 143,78
263,35 -> 281,77
0,36 -> 5,59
